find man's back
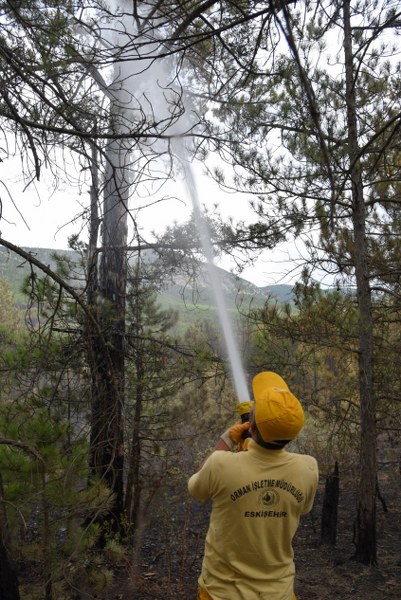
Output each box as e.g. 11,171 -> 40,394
188,440 -> 318,600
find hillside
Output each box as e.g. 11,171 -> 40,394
0,246 -> 293,325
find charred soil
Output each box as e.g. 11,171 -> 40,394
100,467 -> 401,600
18,465 -> 400,599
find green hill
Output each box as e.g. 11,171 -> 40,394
0,246 -> 293,326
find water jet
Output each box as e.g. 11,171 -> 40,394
176,143 -> 251,405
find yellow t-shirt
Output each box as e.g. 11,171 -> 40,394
188,440 -> 318,600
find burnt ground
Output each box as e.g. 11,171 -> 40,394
17,464 -> 400,599
99,465 -> 401,600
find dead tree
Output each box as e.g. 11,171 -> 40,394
320,462 -> 340,546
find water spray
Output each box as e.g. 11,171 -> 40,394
175,140 -> 251,420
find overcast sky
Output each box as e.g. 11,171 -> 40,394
1,157 -> 307,288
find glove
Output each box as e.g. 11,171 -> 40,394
239,436 -> 251,452
220,421 -> 250,451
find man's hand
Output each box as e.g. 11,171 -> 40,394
194,421 -> 251,471
220,421 -> 250,451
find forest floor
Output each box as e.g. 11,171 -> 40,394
98,463 -> 401,600
18,462 -> 400,599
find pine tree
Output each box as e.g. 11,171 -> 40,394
208,0 -> 401,564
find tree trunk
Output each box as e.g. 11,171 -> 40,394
0,473 -> 20,600
124,263 -> 148,528
343,0 -> 377,565
124,347 -> 144,528
88,95 -> 129,526
320,462 -> 339,545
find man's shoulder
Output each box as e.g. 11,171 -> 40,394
193,449 -> 240,475
291,451 -> 317,463
209,449 -> 240,465
290,452 -> 319,477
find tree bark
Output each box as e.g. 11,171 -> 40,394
343,0 -> 377,565
0,473 -> 20,600
88,91 -> 129,527
320,462 -> 340,545
124,344 -> 144,528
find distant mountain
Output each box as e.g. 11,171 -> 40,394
259,284 -> 294,303
0,246 -> 293,321
163,264 -> 293,308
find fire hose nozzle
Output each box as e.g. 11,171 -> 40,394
235,401 -> 254,419
235,401 -> 254,439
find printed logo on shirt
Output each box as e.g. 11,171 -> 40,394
259,489 -> 280,507
230,478 -> 304,504
244,510 -> 287,518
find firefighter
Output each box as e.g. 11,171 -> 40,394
188,371 -> 319,600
